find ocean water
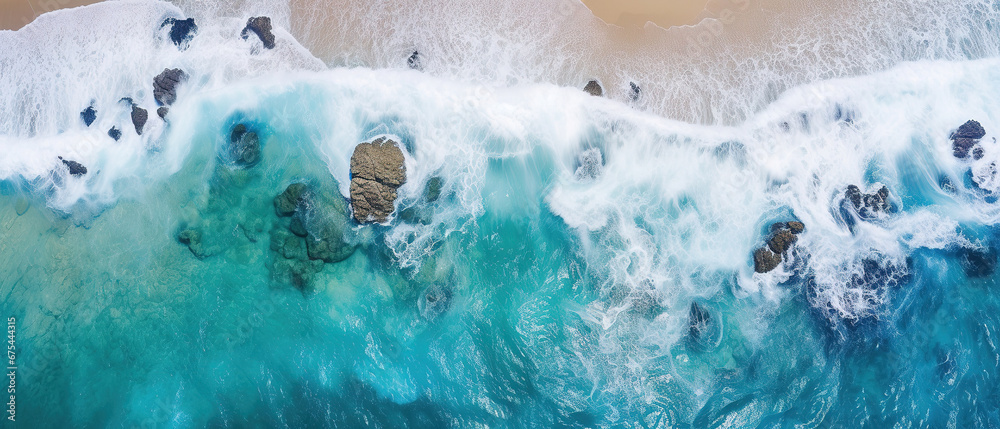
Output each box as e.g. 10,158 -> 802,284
3,0 -> 1000,427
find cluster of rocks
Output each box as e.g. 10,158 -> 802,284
241,16 -> 276,50
844,184 -> 892,218
153,68 -> 188,118
270,182 -> 356,290
951,120 -> 986,159
580,80 -> 641,101
753,221 -> 805,273
349,137 -> 407,223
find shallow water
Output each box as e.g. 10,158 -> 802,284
2,0 -> 1000,427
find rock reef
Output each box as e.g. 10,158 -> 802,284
349,137 -> 407,223
242,16 -> 276,49
753,221 -> 805,273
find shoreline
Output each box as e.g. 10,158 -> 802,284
0,0 -> 102,31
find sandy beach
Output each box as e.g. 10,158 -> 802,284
0,0 -> 102,30
581,0 -> 712,28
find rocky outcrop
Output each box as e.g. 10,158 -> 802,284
407,51 -> 423,70
241,16 -> 275,49
844,185 -> 891,218
161,18 -> 197,50
229,124 -> 261,167
951,120 -> 986,159
153,68 -> 187,107
131,105 -> 148,135
108,127 -> 121,141
753,248 -> 782,273
157,107 -> 169,119
81,106 -> 96,126
349,137 -> 407,223
583,80 -> 603,97
753,221 -> 806,273
58,157 -> 87,176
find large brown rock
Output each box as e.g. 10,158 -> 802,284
349,137 -> 406,223
753,248 -> 782,273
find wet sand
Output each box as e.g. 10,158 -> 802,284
0,0 -> 102,30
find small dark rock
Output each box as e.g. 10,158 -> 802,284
241,16 -> 276,49
407,51 -> 422,70
845,184 -> 892,217
951,120 -> 986,140
153,68 -> 188,106
131,105 -> 148,135
973,145 -> 985,160
583,80 -> 603,97
108,127 -> 121,141
753,248 -> 782,273
274,183 -> 308,217
629,81 -> 641,102
161,18 -> 197,49
58,157 -> 87,176
81,106 -> 96,127
157,107 -> 169,119
768,230 -> 797,254
787,221 -> 805,234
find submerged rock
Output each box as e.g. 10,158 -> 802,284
131,105 -> 148,135
407,51 -> 423,70
425,176 -> 443,202
81,106 -> 96,126
58,157 -> 87,176
241,16 -> 276,49
161,18 -> 197,49
229,124 -> 261,167
108,126 -> 121,141
959,247 -> 997,279
177,228 -> 206,259
349,137 -> 407,223
272,183 -> 355,263
574,147 -> 604,180
153,68 -> 188,106
418,284 -> 453,321
583,80 -> 603,97
274,183 -> 308,217
951,120 -> 986,159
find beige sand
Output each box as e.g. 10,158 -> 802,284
0,0 -> 102,30
581,0 -> 712,28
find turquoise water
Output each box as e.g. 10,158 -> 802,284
3,2 -> 1000,428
